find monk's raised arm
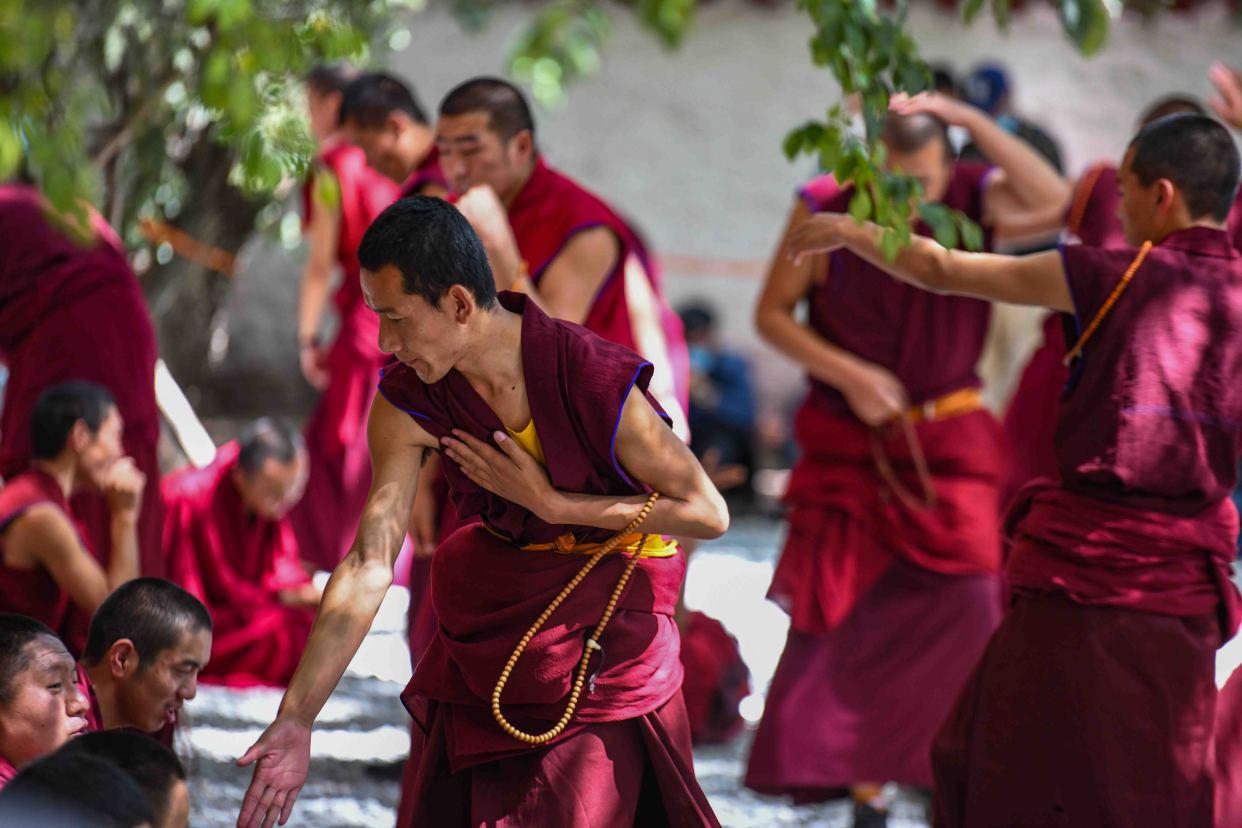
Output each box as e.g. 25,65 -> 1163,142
236,393 -> 433,828
787,212 -> 1074,313
525,226 -> 620,324
542,388 -> 730,540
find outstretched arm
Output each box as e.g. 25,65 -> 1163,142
442,388 -> 729,540
236,394 -> 433,828
787,212 -> 1073,312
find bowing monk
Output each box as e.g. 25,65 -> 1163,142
0,382 -> 145,654
164,419 -> 317,687
237,196 -> 728,828
0,614 -> 89,791
58,730 -> 189,828
77,578 -> 212,746
339,71 -> 447,199
289,65 -> 403,571
786,112 -> 1242,828
746,92 -> 1069,824
0,184 -> 162,583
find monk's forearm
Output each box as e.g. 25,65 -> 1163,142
961,108 -> 1069,210
106,514 -> 140,587
276,554 -> 392,726
545,488 -> 728,540
836,218 -> 955,293
755,302 -> 877,395
298,263 -> 333,345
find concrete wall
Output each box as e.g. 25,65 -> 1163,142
210,1 -> 1240,421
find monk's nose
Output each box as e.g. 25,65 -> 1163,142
66,682 -> 88,717
377,319 -> 400,355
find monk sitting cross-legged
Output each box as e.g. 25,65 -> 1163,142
237,196 -> 729,828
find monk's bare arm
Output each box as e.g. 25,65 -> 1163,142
519,227 -> 620,324
298,171 -> 340,384
754,200 -> 881,391
12,505 -> 112,612
788,213 -> 1074,312
542,389 -> 730,539
277,394 -> 432,725
620,253 -> 689,441
960,111 -> 1069,218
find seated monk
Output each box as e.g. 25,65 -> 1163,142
164,418 -> 318,687
0,614 -> 89,791
0,381 -> 145,653
58,730 -> 188,828
0,748 -> 154,827
236,197 -> 730,828
76,578 -> 212,746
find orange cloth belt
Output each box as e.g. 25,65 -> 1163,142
519,530 -> 678,559
904,387 -> 983,426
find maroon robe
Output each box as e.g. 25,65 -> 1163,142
0,470 -> 93,653
999,313 -> 1069,504
75,664 -> 175,748
399,147 -> 448,198
0,755 -> 14,791
935,227 -> 1242,827
0,185 -> 161,596
678,610 -> 748,745
163,442 -> 313,687
380,293 -> 718,827
291,144 -> 401,571
747,169 -> 1003,794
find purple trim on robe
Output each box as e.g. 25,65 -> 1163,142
376,379 -> 432,421
609,361 -> 653,489
529,220 -> 610,283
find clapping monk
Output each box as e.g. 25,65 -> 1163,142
786,113 -> 1241,828
236,197 -> 728,828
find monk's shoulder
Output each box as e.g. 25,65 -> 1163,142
555,318 -> 649,394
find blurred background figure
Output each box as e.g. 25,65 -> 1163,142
958,61 -> 1065,174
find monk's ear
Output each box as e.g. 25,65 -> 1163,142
1154,178 -> 1178,213
68,419 -> 93,453
107,639 -> 139,678
446,284 -> 473,323
510,129 -> 534,165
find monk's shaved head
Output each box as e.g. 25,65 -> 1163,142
1138,95 -> 1206,129
339,71 -> 429,129
30,381 -> 116,460
0,615 -> 61,703
882,112 -> 952,163
440,76 -> 536,143
305,63 -> 358,97
0,750 -> 154,827
238,417 -> 303,475
1128,114 -> 1240,222
59,731 -> 186,827
82,578 -> 212,668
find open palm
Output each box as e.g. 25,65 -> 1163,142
236,717 -> 311,828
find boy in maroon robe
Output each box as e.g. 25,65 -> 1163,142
339,72 -> 447,200
237,197 -> 729,828
0,614 -> 89,792
0,382 -> 145,654
0,184 -> 162,583
76,578 -> 212,747
786,112 -> 1242,828
164,419 -> 317,687
288,66 -> 404,572
747,92 -> 1069,823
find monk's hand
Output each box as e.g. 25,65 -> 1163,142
103,457 -> 146,520
456,185 -> 523,290
786,213 -> 850,264
236,717 -> 310,828
441,429 -> 553,517
299,342 -> 328,391
889,91 -> 973,128
1210,62 -> 1242,131
841,360 -> 908,428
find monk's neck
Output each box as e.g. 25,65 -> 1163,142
83,663 -> 127,730
500,159 -> 539,209
31,456 -> 77,500
1152,217 -> 1227,244
455,309 -> 525,409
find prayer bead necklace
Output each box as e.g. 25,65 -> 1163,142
491,490 -> 662,745
1062,240 -> 1153,366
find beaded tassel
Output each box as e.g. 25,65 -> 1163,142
491,491 -> 662,745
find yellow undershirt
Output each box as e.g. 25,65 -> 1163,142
505,421 -> 677,559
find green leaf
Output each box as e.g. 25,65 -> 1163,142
1057,0 -> 1109,57
920,202 -> 959,248
961,0 -> 986,24
958,216 -> 984,252
849,188 -> 872,222
879,229 -> 901,262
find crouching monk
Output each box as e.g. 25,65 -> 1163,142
236,196 -> 729,828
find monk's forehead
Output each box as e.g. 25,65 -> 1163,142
436,111 -> 495,139
24,638 -> 74,673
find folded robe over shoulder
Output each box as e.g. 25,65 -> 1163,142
380,293 -> 718,827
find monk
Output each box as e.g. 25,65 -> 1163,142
338,71 -> 447,199
786,112 -> 1242,828
0,381 -> 145,654
0,184 -> 162,583
237,196 -> 729,828
746,91 -> 1069,824
58,730 -> 189,828
0,614 -> 89,791
288,66 -> 403,572
1000,95 -> 1242,503
164,418 -> 317,687
0,748 -> 154,827
77,577 -> 213,746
